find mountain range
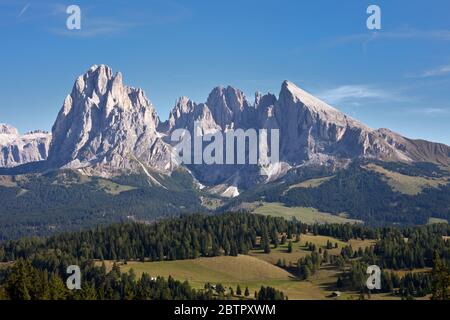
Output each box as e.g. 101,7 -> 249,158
0,65 -> 449,238
1,65 -> 449,189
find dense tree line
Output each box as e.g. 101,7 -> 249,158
257,286 -> 287,300
337,259 -> 444,299
0,214 -> 308,268
336,232 -> 450,299
0,259 -> 213,300
371,224 -> 450,269
309,223 -> 378,241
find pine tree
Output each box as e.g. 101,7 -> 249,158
288,241 -> 293,253
5,259 -> 32,300
336,277 -> 343,288
216,283 -> 225,295
49,274 -> 68,300
431,252 -> 450,300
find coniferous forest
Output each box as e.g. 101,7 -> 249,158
0,213 -> 449,300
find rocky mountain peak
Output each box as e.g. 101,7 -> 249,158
206,86 -> 250,129
278,80 -> 366,129
48,65 -> 170,175
0,124 -> 51,167
0,123 -> 19,135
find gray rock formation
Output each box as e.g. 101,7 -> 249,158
0,124 -> 51,167
48,65 -> 173,176
165,80 -> 450,168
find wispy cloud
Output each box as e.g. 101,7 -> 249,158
316,85 -> 399,105
51,1 -> 191,38
413,107 -> 450,115
1,1 -> 191,37
330,29 -> 450,46
408,64 -> 450,78
18,3 -> 30,17
289,28 -> 450,56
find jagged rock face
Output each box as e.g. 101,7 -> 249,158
274,81 -> 372,164
0,124 -> 19,135
48,65 -> 172,175
205,86 -> 257,129
165,80 -> 450,171
160,97 -> 220,134
255,92 -> 278,129
0,124 -> 51,167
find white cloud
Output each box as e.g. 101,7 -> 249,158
316,85 -> 396,105
414,107 -> 450,115
412,65 -> 450,78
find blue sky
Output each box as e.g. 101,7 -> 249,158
1,0 -> 450,144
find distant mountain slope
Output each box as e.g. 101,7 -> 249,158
0,168 -> 204,240
0,124 -> 50,168
222,161 -> 450,226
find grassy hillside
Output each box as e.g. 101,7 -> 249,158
0,169 -> 204,240
252,202 -> 362,225
283,176 -> 335,193
115,255 -> 340,300
363,163 -> 448,195
112,233 -> 392,300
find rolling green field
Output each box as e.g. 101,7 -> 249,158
109,233 -> 382,300
363,163 -> 448,195
95,179 -> 136,195
116,255 -> 336,300
252,202 -> 362,225
284,176 -> 335,193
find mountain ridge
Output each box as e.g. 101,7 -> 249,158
0,124 -> 51,168
1,65 -> 449,182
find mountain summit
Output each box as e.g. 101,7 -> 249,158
47,65 -> 172,176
